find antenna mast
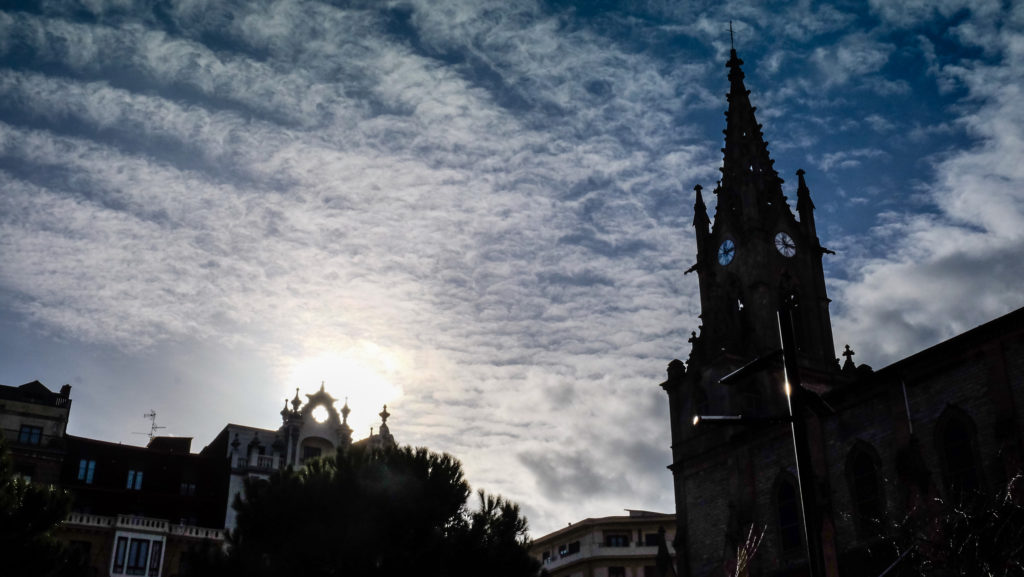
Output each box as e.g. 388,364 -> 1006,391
133,410 -> 167,440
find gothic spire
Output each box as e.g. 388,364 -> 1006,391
693,184 -> 710,233
796,169 -> 814,212
795,168 -> 817,238
720,49 -> 784,218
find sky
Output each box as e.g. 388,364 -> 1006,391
1,0 -> 1023,536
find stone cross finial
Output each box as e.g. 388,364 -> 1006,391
842,344 -> 856,372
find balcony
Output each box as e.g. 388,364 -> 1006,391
116,514 -> 170,533
170,524 -> 225,541
64,513 -> 115,529
64,513 -> 223,542
592,543 -> 661,557
233,454 -> 278,471
542,542 -> 667,571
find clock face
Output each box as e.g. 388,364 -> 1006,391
774,232 -> 796,257
717,239 -> 736,266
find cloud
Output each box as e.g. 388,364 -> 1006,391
864,114 -> 895,132
867,0 -> 1000,29
814,147 -> 888,172
810,33 -> 894,88
0,0 -> 710,535
831,19 -> 1024,366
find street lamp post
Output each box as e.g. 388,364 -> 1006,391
777,305 -> 827,577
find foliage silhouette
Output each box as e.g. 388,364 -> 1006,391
184,443 -> 542,577
0,439 -> 87,577
876,475 -> 1024,576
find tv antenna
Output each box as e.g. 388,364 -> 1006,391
133,410 -> 166,440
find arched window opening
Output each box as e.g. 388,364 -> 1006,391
846,445 -> 884,532
939,413 -> 980,497
777,476 -> 802,553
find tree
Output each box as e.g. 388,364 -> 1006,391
870,474 -> 1024,576
0,439 -> 85,577
185,444 -> 541,577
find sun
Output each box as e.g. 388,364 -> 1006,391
284,342 -> 404,435
311,405 -> 329,423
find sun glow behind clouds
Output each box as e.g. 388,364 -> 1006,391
284,342 -> 405,436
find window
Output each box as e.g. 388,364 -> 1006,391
148,541 -> 162,577
127,469 -> 144,490
847,443 -> 884,532
557,541 -> 580,558
938,409 -> 980,498
180,482 -> 197,496
541,551 -> 550,563
644,532 -> 660,547
303,446 -> 322,461
126,538 -> 150,575
18,425 -> 42,445
777,475 -> 802,553
77,459 -> 96,484
609,567 -> 626,577
605,533 -> 629,547
113,537 -> 129,573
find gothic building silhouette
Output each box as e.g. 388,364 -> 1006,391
662,49 -> 1024,576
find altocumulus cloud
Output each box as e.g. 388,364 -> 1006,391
1,0 -> 1023,534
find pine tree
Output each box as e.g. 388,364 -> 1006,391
184,444 -> 541,577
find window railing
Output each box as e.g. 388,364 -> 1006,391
257,455 -> 274,469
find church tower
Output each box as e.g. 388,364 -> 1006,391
663,50 -> 841,576
689,49 -> 836,375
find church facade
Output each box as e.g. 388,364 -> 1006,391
661,50 -> 1024,577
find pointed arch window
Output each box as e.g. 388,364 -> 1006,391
936,408 -> 980,498
775,474 -> 802,554
846,442 -> 884,533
